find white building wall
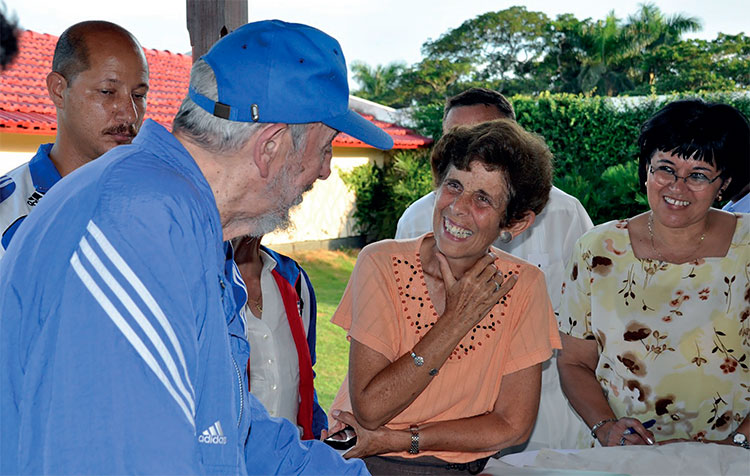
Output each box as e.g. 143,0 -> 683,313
264,149 -> 385,245
0,151 -> 36,175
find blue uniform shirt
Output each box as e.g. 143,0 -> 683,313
0,143 -> 62,258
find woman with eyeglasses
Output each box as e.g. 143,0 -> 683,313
556,99 -> 750,449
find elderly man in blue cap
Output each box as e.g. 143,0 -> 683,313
0,20 -> 391,475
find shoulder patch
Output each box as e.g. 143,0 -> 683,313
1,215 -> 27,251
0,175 -> 16,204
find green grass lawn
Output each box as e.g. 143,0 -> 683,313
289,248 -> 360,413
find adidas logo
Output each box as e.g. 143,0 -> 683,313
198,420 -> 227,445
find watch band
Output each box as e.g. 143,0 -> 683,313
409,425 -> 420,454
731,431 -> 750,449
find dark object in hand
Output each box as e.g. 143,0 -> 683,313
323,425 -> 357,450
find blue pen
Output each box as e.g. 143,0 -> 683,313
624,418 -> 656,435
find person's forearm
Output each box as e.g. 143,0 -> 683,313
557,359 -> 616,437
382,412 -> 531,455
352,315 -> 473,429
734,415 -> 750,438
712,413 -> 750,445
421,412 -> 532,453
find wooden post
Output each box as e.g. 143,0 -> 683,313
186,0 -> 248,62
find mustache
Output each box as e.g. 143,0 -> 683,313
103,123 -> 138,136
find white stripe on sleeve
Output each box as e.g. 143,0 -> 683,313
70,251 -> 196,428
78,236 -> 195,416
86,221 -> 196,400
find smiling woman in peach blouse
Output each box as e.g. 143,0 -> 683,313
328,119 -> 561,474
556,99 -> 750,450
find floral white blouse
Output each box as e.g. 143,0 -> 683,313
557,214 -> 750,445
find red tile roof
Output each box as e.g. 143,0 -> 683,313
0,30 -> 431,149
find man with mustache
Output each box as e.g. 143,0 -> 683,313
0,20 -> 391,474
0,20 -> 148,258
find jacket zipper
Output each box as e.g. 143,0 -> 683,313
222,274 -> 244,428
232,355 -> 244,428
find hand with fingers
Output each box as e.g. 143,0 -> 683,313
329,409 -> 401,459
436,250 -> 517,333
596,417 -> 655,447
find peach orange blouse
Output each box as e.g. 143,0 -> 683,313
330,235 -> 561,463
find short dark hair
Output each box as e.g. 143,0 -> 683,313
638,98 -> 750,198
443,88 -> 515,122
52,21 -> 137,84
431,119 -> 552,227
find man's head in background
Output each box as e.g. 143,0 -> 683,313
46,21 -> 149,176
443,87 -> 515,133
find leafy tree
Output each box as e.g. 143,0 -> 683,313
421,6 -> 551,89
410,102 -> 444,141
398,58 -> 473,105
538,3 -> 702,96
632,33 -> 750,94
714,33 -> 750,89
574,12 -> 638,96
624,2 -> 702,88
351,3 -> 740,107
350,61 -> 409,107
539,13 -> 591,94
625,2 -> 701,49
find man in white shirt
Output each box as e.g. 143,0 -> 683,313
233,236 -> 328,440
722,183 -> 749,213
0,21 -> 148,258
395,88 -> 594,450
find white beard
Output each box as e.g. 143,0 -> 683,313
245,156 -> 310,237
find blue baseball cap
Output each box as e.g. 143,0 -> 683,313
188,20 -> 393,150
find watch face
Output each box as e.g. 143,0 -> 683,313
733,433 -> 747,445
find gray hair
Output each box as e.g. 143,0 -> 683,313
173,59 -> 311,154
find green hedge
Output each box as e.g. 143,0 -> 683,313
343,93 -> 750,241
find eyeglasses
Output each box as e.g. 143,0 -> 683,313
648,165 -> 723,192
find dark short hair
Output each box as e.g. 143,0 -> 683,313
51,20 -> 137,84
638,98 -> 750,198
431,119 -> 552,227
0,8 -> 19,70
443,88 -> 515,122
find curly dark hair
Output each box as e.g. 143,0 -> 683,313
431,119 -> 552,227
638,98 -> 750,198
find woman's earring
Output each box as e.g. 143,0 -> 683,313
717,191 -> 723,202
499,231 -> 513,243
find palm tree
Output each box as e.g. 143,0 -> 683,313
624,2 -> 702,87
350,61 -> 408,107
575,12 -> 640,95
625,2 -> 702,49
574,3 -> 702,95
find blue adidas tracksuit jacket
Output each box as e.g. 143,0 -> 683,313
0,120 -> 366,475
